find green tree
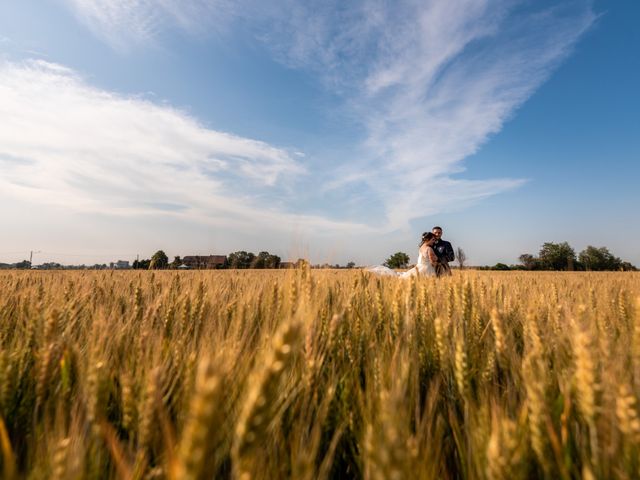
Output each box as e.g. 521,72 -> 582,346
133,259 -> 151,269
492,263 -> 511,271
251,251 -> 281,269
518,253 -> 539,270
250,252 -> 266,269
15,260 -> 32,269
538,242 -> 576,271
169,256 -> 183,269
265,254 -> 281,269
578,246 -> 622,271
149,250 -> 169,270
228,251 -> 255,269
384,252 -> 410,269
346,261 -> 356,269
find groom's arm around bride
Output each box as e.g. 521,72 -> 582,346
432,226 -> 455,276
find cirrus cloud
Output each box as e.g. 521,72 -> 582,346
0,59 -> 373,238
4,0 -> 598,262
253,0 -> 596,229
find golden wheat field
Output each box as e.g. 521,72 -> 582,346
1,269 -> 639,479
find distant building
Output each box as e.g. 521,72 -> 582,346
182,255 -> 227,269
115,260 -> 130,269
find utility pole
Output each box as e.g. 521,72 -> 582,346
29,250 -> 41,266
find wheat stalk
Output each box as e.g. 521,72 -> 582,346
233,319 -> 302,479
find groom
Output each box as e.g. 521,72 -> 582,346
432,226 -> 454,276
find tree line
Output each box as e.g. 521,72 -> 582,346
383,242 -> 636,271
482,242 -> 637,271
132,250 -> 284,270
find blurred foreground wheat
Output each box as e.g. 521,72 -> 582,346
0,268 -> 639,479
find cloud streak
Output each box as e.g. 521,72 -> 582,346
0,59 -> 372,239
62,0 -> 237,49
21,1 -> 597,238
253,0 -> 596,229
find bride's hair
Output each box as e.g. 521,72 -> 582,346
420,231 -> 435,246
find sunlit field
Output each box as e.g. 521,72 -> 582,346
1,269 -> 639,479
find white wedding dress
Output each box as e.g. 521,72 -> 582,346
367,247 -> 437,278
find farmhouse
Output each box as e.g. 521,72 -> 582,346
182,255 -> 227,269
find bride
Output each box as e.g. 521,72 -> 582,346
368,232 -> 439,278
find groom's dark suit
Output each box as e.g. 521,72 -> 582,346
433,239 -> 455,263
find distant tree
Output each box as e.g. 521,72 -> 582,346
518,253 -> 539,270
149,250 -> 169,270
620,261 -> 638,272
346,261 -> 356,269
169,256 -> 183,269
133,259 -> 151,270
228,251 -> 255,269
268,254 -> 281,269
578,246 -> 622,271
15,260 -> 31,269
384,252 -> 410,269
250,251 -> 280,269
250,251 -> 268,269
538,242 -> 577,271
456,248 -> 467,270
492,263 -> 511,271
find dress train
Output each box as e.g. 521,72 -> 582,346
367,248 -> 437,278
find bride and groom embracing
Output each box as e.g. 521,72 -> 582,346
368,226 -> 455,279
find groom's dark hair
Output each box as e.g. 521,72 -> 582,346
432,226 -> 442,231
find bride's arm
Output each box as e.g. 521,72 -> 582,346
426,247 -> 439,267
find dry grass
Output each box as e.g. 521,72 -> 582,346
0,268 -> 639,479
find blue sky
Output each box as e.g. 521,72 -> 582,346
0,0 -> 638,266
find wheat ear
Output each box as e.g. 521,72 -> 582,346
233,320 -> 302,479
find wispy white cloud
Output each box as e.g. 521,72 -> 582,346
254,0 -> 596,229
35,1 -> 597,236
62,0 -> 236,49
0,59 -> 371,239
